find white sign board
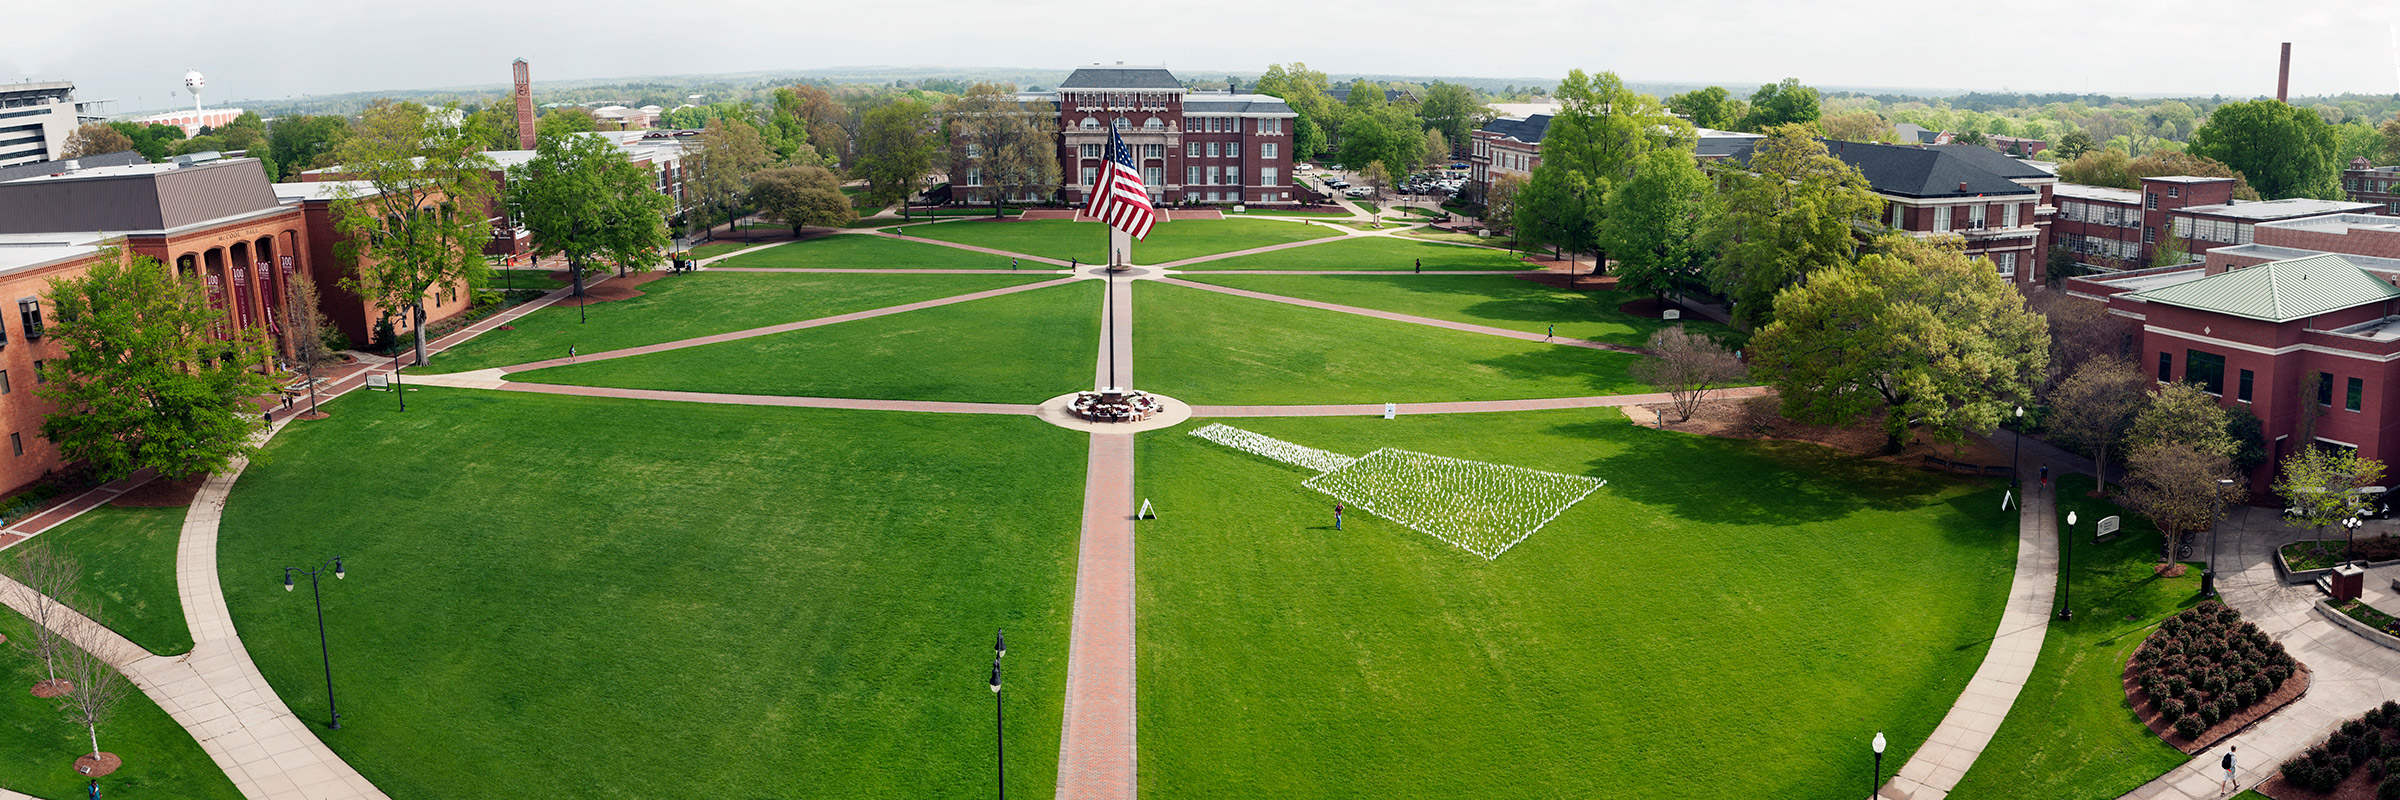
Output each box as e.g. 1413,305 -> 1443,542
1232,205 -> 1246,214
1476,229 -> 1491,237
1384,403 -> 1397,420
2098,516 -> 2122,537
2002,490 -> 2014,511
1138,499 -> 1154,519
1662,309 -> 1681,320
366,374 -> 388,390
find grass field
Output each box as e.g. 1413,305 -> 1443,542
1136,281 -> 1653,404
217,389 -> 1085,800
683,241 -> 761,260
1135,410 -> 2017,798
0,609 -> 243,800
1180,274 -> 1736,348
511,280 -> 1098,403
718,234 -> 1040,270
1233,209 -> 1355,218
14,505 -> 194,656
1949,473 -> 2200,799
1401,229 -> 1521,249
416,272 -> 1051,374
908,218 -> 1338,265
485,270 -> 573,293
1178,236 -> 1528,272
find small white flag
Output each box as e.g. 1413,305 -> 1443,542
1383,403 -> 1397,420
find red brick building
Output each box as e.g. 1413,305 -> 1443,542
958,66 -> 1301,207
1722,140 -> 2052,287
2343,159 -> 2400,215
2053,176 -> 2381,272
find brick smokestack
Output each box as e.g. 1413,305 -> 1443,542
513,58 -> 535,149
2278,42 -> 2291,103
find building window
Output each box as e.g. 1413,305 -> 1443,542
964,143 -> 982,158
1187,166 -> 1201,185
1143,117 -> 1162,130
2143,226 -> 2156,244
17,299 -> 39,340
1081,166 -> 1098,187
2168,186 -> 2180,198
2185,350 -> 2225,395
2146,192 -> 2158,210
1932,207 -> 1950,232
1112,118 -> 1128,130
2238,369 -> 2254,402
964,167 -> 982,186
2158,352 -> 2173,382
1994,252 -> 2016,278
1185,142 -> 1200,157
2349,377 -> 2365,412
1081,117 -> 1099,129
2320,372 -> 2336,407
1206,166 -> 1220,185
1890,204 -> 1904,229
1262,167 -> 1279,186
1143,166 -> 1164,187
0,370 -> 10,395
1082,144 -> 1103,159
1202,142 -> 1216,158
1143,144 -> 1163,159
9,433 -> 18,457
2003,203 -> 2019,228
1260,118 -> 1282,134
1262,142 -> 1278,160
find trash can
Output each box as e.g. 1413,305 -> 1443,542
2333,563 -> 2367,603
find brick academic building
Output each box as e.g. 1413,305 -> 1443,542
955,66 -> 1302,207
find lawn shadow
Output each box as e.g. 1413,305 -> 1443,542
1467,348 -> 1647,391
1558,419 -> 1964,526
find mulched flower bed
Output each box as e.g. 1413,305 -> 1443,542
108,474 -> 206,508
545,269 -> 670,305
2126,600 -> 2310,753
30,678 -> 72,698
2258,701 -> 2400,799
72,751 -> 119,778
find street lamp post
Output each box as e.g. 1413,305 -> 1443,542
2206,478 -> 2235,598
281,557 -> 347,730
990,655 -> 1004,800
2346,516 -> 2364,566
1871,731 -> 1886,798
2011,406 -> 2025,489
2061,512 -> 2077,620
389,352 -> 405,413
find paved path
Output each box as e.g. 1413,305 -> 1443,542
479,381 -> 1039,415
493,277 -> 1078,374
0,470 -> 162,550
1191,387 -> 1768,418
1055,433 -> 1138,799
859,229 -> 1078,268
1157,278 -> 1647,355
1096,270 -> 1133,390
1164,269 -> 1530,276
702,267 -> 1065,274
1884,458 -> 2058,799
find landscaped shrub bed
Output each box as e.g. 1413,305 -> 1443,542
2264,701 -> 2400,797
2337,599 -> 2400,638
2127,601 -> 2304,749
2284,537 -> 2400,571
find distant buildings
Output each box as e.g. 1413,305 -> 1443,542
2343,158 -> 2400,215
1721,139 -> 2052,287
948,66 -> 1302,207
2055,175 -> 2382,272
1463,111 -> 1759,202
0,81 -> 102,168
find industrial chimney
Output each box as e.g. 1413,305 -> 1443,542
2278,43 -> 2292,103
513,58 -> 535,149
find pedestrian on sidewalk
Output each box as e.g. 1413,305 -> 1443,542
1547,324 -> 1554,341
1334,503 -> 1343,531
1012,258 -> 1019,271
2220,746 -> 2237,794
1415,258 -> 1421,273
2039,464 -> 2049,492
568,344 -> 577,362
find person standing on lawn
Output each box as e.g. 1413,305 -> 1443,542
1334,503 -> 1343,531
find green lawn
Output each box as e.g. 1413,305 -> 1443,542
1178,236 -> 1529,272
0,608 -> 243,800
15,505 -> 193,656
217,389 -> 1084,800
1180,274 -> 1735,348
511,280 -> 1098,403
1232,209 -> 1354,218
1949,473 -> 2200,799
718,234 -> 1037,270
485,270 -> 572,293
1135,409 -> 2017,798
416,272 -> 1051,374
907,218 -> 1338,265
683,241 -> 759,260
1136,281 -> 1653,404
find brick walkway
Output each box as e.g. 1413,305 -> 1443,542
1055,433 -> 1137,799
1157,278 -> 1648,355
858,229 -> 1078,267
1097,271 -> 1133,389
701,267 -> 1063,274
494,382 -> 1039,415
1191,387 -> 1768,418
1165,269 -> 1529,276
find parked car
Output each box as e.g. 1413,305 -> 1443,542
2284,486 -> 2392,520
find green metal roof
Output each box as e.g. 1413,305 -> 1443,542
2129,254 -> 2400,322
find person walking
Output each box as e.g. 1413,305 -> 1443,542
2220,745 -> 2237,795
2039,464 -> 2050,493
1334,503 -> 1344,531
1011,258 -> 1018,271
1547,324 -> 1554,341
1415,258 -> 1421,273
568,344 -> 577,363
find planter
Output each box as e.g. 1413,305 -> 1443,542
2318,598 -> 2400,655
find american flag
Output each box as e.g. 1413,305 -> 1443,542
1086,126 -> 1156,240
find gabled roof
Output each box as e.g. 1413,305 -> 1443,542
1725,139 -> 2034,198
1478,114 -> 1553,145
1059,68 -> 1182,90
1184,94 -> 1295,115
2130,254 -> 2400,322
1930,144 -> 2052,180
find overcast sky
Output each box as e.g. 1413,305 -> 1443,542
12,0 -> 2400,112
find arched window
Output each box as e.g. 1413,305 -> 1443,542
1112,118 -> 1129,130
1081,117 -> 1099,129
1143,117 -> 1162,130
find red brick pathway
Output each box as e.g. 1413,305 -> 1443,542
1156,277 -> 1650,355
1190,386 -> 1769,418
1097,271 -> 1133,390
858,229 -> 1078,267
1056,433 -> 1137,799
499,382 -> 1040,415
494,277 -> 1078,374
1168,270 -> 1528,275
702,267 -> 1059,274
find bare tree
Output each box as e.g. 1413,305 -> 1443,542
282,269 -> 336,418
5,544 -> 81,694
2029,289 -> 2135,393
2047,356 -> 2149,493
2120,441 -> 2243,563
1630,325 -> 1746,424
55,612 -> 134,768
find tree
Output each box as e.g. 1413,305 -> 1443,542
266,115 -> 351,181
682,117 -> 773,240
536,107 -> 597,141
760,87 -> 820,166
2227,405 -> 2269,475
1666,86 -> 1742,130
2047,356 -> 2149,493
2052,128 -> 2097,160
106,122 -> 185,162
944,83 -> 1060,216
2381,117 -> 2400,163
1822,111 -> 1890,143
37,247 -> 274,480
2152,223 -> 2193,267
56,614 -> 134,770
509,131 -> 672,299
1520,70 -> 1688,272
330,101 -> 500,367
750,165 -> 856,232
2128,150 -> 2262,200
1748,237 -> 2047,452
2188,100 -> 2340,199
1599,149 -> 1714,303
1416,82 -> 1483,153
1421,128 -> 1451,172
58,123 -> 134,159
4,545 -> 79,694
1256,63 -> 1336,159
2275,445 -> 2386,552
1358,161 -> 1393,199
1514,164 -> 1597,265
1630,326 -> 1744,423
2127,381 -> 2235,460
2055,148 -> 2135,190
1335,107 -> 1423,182
853,99 -> 937,210
460,103 -> 520,152
2120,441 -> 2241,562
1706,124 -> 1884,325
282,269 -> 337,417
1741,78 -> 1821,132
1483,173 -> 1526,234
775,84 -> 851,165
2030,290 -> 2135,390
1952,130 -> 1991,147
212,111 -> 269,153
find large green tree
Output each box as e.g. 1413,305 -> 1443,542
1741,78 -> 1822,132
506,131 -> 672,300
2188,100 -> 2341,199
37,247 -> 275,481
1598,149 -> 1714,302
265,114 -> 351,180
2275,445 -> 2386,553
1705,124 -> 1884,325
1416,81 -> 1483,152
1255,63 -> 1336,159
1515,70 -> 1689,270
682,116 -> 773,239
1666,86 -> 1743,130
1749,238 -> 2047,452
536,107 -> 597,140
330,101 -> 499,367
943,83 -> 1060,215
749,165 -> 856,232
853,99 -> 938,210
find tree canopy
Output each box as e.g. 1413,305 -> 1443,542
1742,79 -> 1822,132
506,131 -> 671,295
1704,124 -> 1883,324
1598,149 -> 1714,301
2188,100 -> 2340,199
329,101 -> 499,366
1666,86 -> 1743,131
853,99 -> 938,209
750,165 -> 856,232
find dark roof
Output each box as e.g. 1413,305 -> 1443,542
1929,144 -> 2052,180
0,150 -> 147,184
1695,131 -> 1764,160
1728,139 -> 2035,199
1059,68 -> 1182,90
1478,114 -> 1553,145
0,158 -> 283,235
1184,95 -> 1295,115
1328,86 -> 1413,103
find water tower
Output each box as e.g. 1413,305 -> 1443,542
184,70 -> 205,113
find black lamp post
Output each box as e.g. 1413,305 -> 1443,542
2206,478 -> 2234,598
2346,516 -> 2364,566
2060,512 -> 2077,620
990,654 -> 1004,800
389,353 -> 404,412
2011,406 -> 2025,489
281,557 -> 347,730
1871,730 -> 1886,798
